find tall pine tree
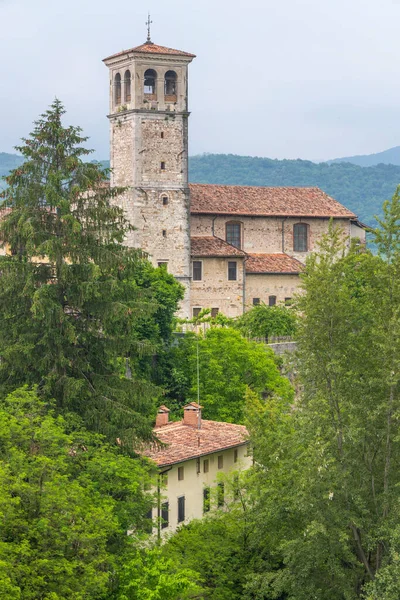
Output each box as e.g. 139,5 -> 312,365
0,100 -> 182,443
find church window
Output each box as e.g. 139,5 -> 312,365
268,295 -> 276,306
162,195 -> 168,205
114,73 -> 121,106
226,222 -> 241,249
124,70 -> 131,102
193,307 -> 201,318
253,298 -> 260,306
228,261 -> 237,281
193,261 -> 202,281
160,161 -> 166,170
165,70 -> 177,97
293,223 -> 308,252
144,69 -> 157,96
211,308 -> 219,318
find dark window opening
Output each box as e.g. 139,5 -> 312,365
293,223 -> 308,252
157,262 -> 168,271
124,70 -> 131,102
144,69 -> 157,96
164,70 -> 177,97
217,482 -> 224,508
203,459 -> 209,473
193,261 -> 202,281
114,73 -> 121,105
226,223 -> 241,249
162,196 -> 168,206
178,496 -> 185,523
193,307 -> 201,318
234,449 -> 238,463
211,307 -> 219,318
268,295 -> 276,306
285,297 -> 292,306
218,455 -> 223,469
178,466 -> 184,481
162,229 -> 167,238
253,298 -> 260,306
161,131 -> 164,139
161,161 -> 166,170
228,261 -> 237,281
203,487 -> 210,513
161,501 -> 169,529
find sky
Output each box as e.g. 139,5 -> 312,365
1,0 -> 400,162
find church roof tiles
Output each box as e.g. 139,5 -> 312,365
191,236 -> 245,257
246,253 -> 304,274
103,41 -> 196,61
189,183 -> 357,218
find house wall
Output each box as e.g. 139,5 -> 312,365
245,273 -> 301,307
153,444 -> 251,535
190,256 -> 244,317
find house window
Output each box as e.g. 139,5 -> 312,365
177,496 -> 185,523
211,308 -> 219,318
268,295 -> 276,306
234,449 -> 238,463
203,487 -> 210,513
178,466 -> 184,481
157,262 -> 168,271
161,473 -> 168,486
162,230 -> 167,238
160,161 -> 166,170
217,482 -> 224,508
193,261 -> 202,281
293,223 -> 308,252
253,298 -> 260,306
161,501 -> 169,529
228,261 -> 237,281
218,455 -> 223,469
226,222 -> 241,248
203,459 -> 209,473
193,307 -> 201,318
285,297 -> 292,306
162,196 -> 168,206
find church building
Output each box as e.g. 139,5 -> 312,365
103,32 -> 365,319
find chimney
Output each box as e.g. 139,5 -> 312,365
155,405 -> 170,428
183,402 -> 203,428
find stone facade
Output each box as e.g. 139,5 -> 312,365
103,39 -> 366,320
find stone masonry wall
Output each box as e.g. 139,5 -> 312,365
245,273 -> 301,308
190,257 -> 244,318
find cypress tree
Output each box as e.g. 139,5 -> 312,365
0,100 -> 173,443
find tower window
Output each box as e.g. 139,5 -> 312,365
192,261 -> 202,281
211,308 -> 219,318
226,222 -> 242,249
114,73 -> 121,106
228,261 -> 237,281
253,298 -> 260,306
160,161 -> 166,170
162,196 -> 168,206
144,69 -> 157,96
164,70 -> 177,97
268,295 -> 276,306
124,70 -> 131,102
293,223 -> 308,252
161,132 -> 164,139
162,230 -> 167,238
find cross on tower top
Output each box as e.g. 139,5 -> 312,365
146,13 -> 153,44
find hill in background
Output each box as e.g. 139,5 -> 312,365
328,145 -> 400,167
3,152 -> 400,227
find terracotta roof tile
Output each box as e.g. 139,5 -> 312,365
103,41 -> 196,61
246,253 -> 304,274
191,236 -> 245,257
145,419 -> 249,467
189,183 -> 356,218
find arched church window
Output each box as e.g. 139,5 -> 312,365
114,73 -> 121,106
164,70 -> 177,98
124,70 -> 131,102
293,223 -> 308,252
144,69 -> 157,96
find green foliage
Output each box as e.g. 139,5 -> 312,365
0,387 -> 154,600
234,304 -> 297,340
157,328 -> 293,423
0,101 -> 182,442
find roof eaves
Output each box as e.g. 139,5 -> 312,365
155,440 -> 250,468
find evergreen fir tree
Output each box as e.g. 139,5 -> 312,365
0,100 -> 180,443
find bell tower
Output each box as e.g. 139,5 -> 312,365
103,28 -> 195,317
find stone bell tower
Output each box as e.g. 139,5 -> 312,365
103,26 -> 195,317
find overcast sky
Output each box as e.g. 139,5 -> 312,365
1,0 -> 400,161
